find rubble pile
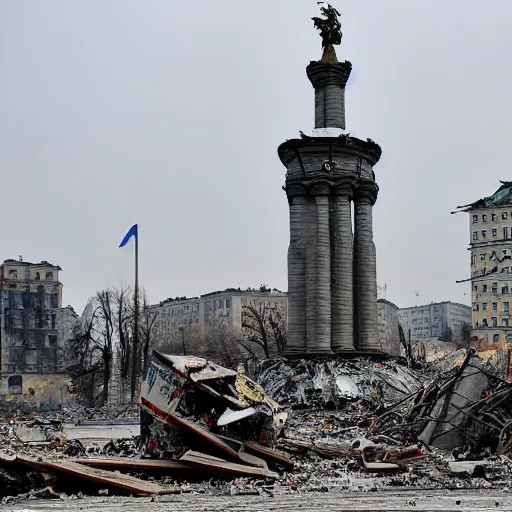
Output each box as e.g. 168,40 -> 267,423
2,349 -> 512,503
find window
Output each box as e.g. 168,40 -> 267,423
492,214 -> 497,222
7,376 -> 22,394
473,303 -> 479,311
493,283 -> 498,293
473,232 -> 478,241
475,321 -> 479,328
505,267 -> 510,274
480,254 -> 486,262
226,299 -> 232,309
45,271 -> 53,280
161,310 -> 166,318
471,254 -> 476,265
504,227 -> 510,239
50,294 -> 58,308
34,272 -> 40,280
483,303 -> 488,311
474,285 -> 478,291
473,215 -> 478,223
493,302 -> 498,312
493,229 -> 497,237
492,317 -> 498,327
503,212 -> 508,220
483,285 -> 488,292
48,335 -> 57,347
494,333 -> 500,343
505,302 -> 510,313
504,319 -> 510,327
482,214 -> 487,222
482,230 -> 487,239
502,285 -> 509,294
219,299 -> 224,309
8,270 -> 17,279
51,314 -> 56,329
482,319 -> 488,327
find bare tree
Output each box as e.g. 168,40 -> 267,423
91,290 -> 115,405
241,301 -> 287,359
114,285 -> 132,383
140,291 -> 159,376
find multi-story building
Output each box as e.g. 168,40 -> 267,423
0,257 -> 77,397
455,181 -> 512,344
397,302 -> 472,343
151,288 -> 288,347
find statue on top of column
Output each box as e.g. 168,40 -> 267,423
312,2 -> 342,48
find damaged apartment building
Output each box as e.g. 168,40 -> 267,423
455,182 -> 512,346
0,257 -> 77,398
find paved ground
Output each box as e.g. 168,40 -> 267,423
7,490 -> 512,511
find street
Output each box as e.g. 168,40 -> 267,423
7,490 -> 512,511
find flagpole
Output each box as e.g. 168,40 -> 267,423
132,230 -> 139,402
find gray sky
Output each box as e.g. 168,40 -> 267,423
1,0 -> 507,313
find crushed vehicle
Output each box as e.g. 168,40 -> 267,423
138,351 -> 288,459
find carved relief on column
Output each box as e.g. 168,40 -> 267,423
309,182 -> 332,354
353,182 -> 381,353
284,185 -> 307,356
331,180 -> 355,352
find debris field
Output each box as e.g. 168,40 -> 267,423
2,348 -> 512,505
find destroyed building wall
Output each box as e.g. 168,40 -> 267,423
377,299 -> 401,357
0,258 -> 78,409
397,301 -> 471,342
0,259 -> 64,374
0,373 -> 74,410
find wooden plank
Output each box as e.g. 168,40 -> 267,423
180,450 -> 275,479
244,441 -> 294,469
166,412 -> 239,461
71,457 -> 190,471
16,455 -> 174,495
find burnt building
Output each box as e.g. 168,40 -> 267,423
0,258 -> 74,386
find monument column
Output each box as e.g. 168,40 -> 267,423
331,181 -> 355,352
310,183 -> 332,354
354,183 -> 380,352
285,187 -> 307,356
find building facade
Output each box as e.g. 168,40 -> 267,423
151,289 -> 288,347
280,7 -> 382,356
0,258 -> 77,398
397,302 -> 472,343
455,182 -> 512,345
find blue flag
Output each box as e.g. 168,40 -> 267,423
119,224 -> 138,248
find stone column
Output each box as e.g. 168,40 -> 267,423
354,184 -> 380,352
312,192 -> 332,354
331,183 -> 355,352
305,198 -> 317,350
306,62 -> 352,130
284,193 -> 307,356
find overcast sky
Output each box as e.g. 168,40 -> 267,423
1,0 -> 508,313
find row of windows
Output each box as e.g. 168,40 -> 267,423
204,299 -> 232,311
472,250 -> 509,264
472,227 -> 512,241
473,283 -> 508,294
7,270 -> 54,281
473,302 -> 510,313
475,318 -> 509,327
473,212 -> 510,223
